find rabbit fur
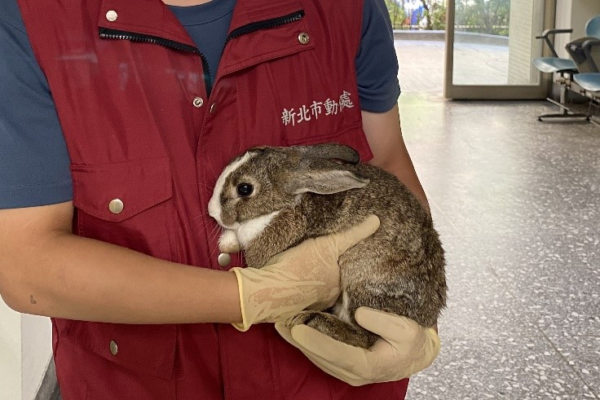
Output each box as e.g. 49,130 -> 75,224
208,144 -> 447,348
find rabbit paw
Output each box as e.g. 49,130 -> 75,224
286,311 -> 377,349
286,311 -> 325,329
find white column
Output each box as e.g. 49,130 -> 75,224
0,300 -> 22,400
0,299 -> 53,400
555,0 -> 600,58
508,0 -> 548,85
22,315 -> 53,400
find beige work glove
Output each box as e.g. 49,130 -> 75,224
231,215 -> 380,332
275,307 -> 440,386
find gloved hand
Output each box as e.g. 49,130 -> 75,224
231,215 -> 380,331
275,307 -> 440,386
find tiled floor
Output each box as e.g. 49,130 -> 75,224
400,92 -> 600,399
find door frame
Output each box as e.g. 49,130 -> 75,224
444,0 -> 556,100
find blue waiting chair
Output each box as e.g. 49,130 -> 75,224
533,29 -> 577,74
565,16 -> 600,73
573,56 -> 600,127
575,73 -> 600,92
534,15 -> 600,121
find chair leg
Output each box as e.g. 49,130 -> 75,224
585,97 -> 600,127
538,78 -> 587,121
589,118 -> 600,127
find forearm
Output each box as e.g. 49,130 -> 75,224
372,141 -> 429,212
1,231 -> 242,324
1,201 -> 376,329
362,105 -> 430,213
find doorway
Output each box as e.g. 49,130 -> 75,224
445,0 -> 553,99
390,0 -> 555,99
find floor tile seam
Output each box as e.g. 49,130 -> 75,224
581,379 -> 600,399
479,261 -> 565,325
538,327 -> 600,398
449,259 -> 547,328
430,199 -> 463,237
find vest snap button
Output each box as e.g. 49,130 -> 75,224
192,97 -> 204,108
106,10 -> 118,22
298,32 -> 310,45
218,253 -> 232,268
109,340 -> 118,356
109,199 -> 124,215
209,102 -> 217,114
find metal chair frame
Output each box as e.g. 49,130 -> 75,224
573,39 -> 600,127
535,16 -> 600,122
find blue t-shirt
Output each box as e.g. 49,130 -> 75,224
0,0 -> 400,209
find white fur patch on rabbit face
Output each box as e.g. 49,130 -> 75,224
209,152 -> 256,228
236,211 -> 281,248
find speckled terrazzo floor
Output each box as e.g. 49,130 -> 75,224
401,93 -> 600,400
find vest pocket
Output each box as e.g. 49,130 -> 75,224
58,318 -> 178,379
67,157 -> 178,378
70,157 -> 175,261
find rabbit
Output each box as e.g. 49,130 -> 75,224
208,143 -> 447,349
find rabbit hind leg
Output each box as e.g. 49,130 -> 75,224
286,311 -> 378,349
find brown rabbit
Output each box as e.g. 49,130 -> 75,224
208,144 -> 447,348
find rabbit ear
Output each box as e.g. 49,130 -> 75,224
295,143 -> 360,164
285,160 -> 370,195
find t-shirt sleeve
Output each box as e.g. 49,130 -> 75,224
0,1 -> 73,209
356,0 -> 401,113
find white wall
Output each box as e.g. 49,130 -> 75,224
0,300 -> 23,400
0,298 -> 53,400
22,315 -> 53,400
555,0 -> 600,58
508,0 -> 540,84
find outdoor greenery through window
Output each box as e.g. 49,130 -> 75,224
385,0 -> 511,36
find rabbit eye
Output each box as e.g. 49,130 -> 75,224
237,183 -> 254,197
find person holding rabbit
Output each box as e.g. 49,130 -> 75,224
0,0 -> 440,398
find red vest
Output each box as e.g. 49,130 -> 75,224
18,0 -> 408,398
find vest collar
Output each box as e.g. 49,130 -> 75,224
227,0 -> 304,34
97,0 -> 304,47
97,0 -> 310,91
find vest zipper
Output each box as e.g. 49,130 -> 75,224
98,10 -> 304,98
99,28 -> 213,96
224,10 -> 305,45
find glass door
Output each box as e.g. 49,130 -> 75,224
444,0 -> 554,99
